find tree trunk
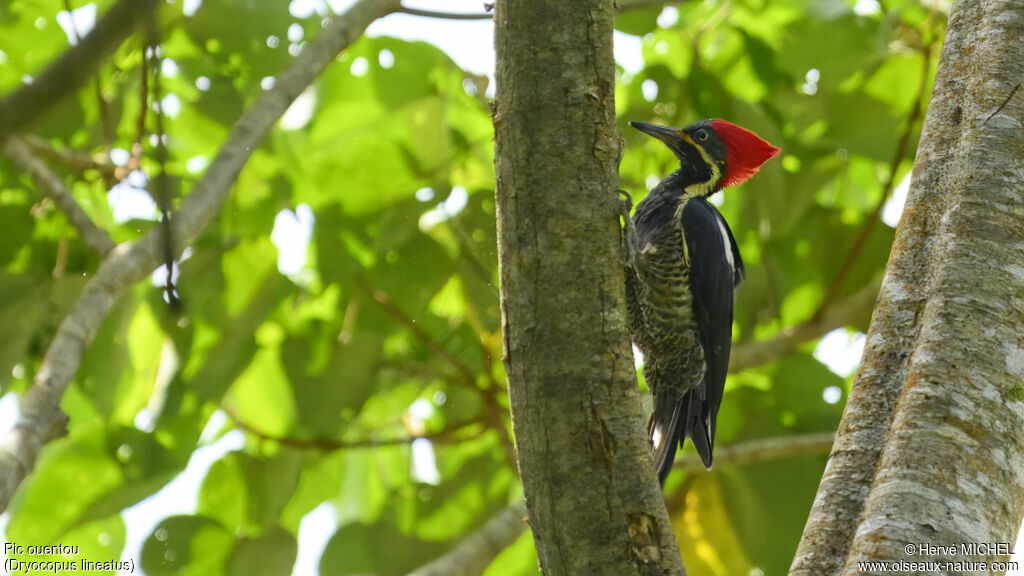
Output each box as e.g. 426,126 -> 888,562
493,1 -> 686,574
790,0 -> 1024,573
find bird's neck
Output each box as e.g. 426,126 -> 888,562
678,153 -> 721,197
652,167 -> 717,203
634,170 -> 715,232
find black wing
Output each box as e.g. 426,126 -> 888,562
678,198 -> 740,467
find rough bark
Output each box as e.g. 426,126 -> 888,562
494,2 -> 685,575
790,0 -> 1024,573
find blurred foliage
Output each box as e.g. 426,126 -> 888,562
0,0 -> 943,574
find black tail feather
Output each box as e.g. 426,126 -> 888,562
651,384 -> 715,485
650,395 -> 683,485
686,396 -> 714,469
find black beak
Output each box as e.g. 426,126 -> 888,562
628,121 -> 684,145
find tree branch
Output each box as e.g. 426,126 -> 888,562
0,0 -> 158,138
729,277 -> 881,373
674,432 -> 834,474
406,501 -> 529,576
369,282 -> 519,472
4,136 -> 116,256
617,0 -> 687,12
0,0 -> 400,514
225,406 -> 487,451
19,134 -> 126,182
367,284 -> 480,388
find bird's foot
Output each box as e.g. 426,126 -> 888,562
618,189 -> 638,267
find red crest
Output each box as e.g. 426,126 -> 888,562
709,120 -> 780,188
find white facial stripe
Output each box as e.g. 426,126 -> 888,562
679,131 -> 721,197
684,180 -> 717,197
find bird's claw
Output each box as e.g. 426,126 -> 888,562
618,189 -> 638,267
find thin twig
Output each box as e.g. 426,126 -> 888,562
21,134 -> 125,182
366,271 -> 514,470
62,0 -> 118,169
145,22 -> 181,309
397,5 -> 492,20
0,0 -> 158,137
4,136 -> 116,256
95,79 -> 114,173
617,0 -> 687,12
368,285 -> 481,388
811,44 -> 932,322
227,406 -> 486,451
133,47 -> 149,172
62,0 -> 114,181
673,432 -> 835,474
54,238 -> 69,279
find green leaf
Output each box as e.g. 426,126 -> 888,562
413,448 -> 514,540
370,230 -> 455,320
482,530 -> 540,576
225,527 -> 298,576
777,14 -> 882,88
319,520 -> 447,576
6,425 -> 121,542
0,201 -> 33,268
222,237 -> 280,317
284,334 -> 382,436
182,0 -> 292,88
615,6 -> 661,36
65,427 -> 187,532
141,515 -> 233,576
76,295 -> 136,417
279,451 -> 346,532
720,457 -> 827,576
6,514 -> 127,573
190,272 -> 294,403
0,273 -> 47,389
334,449 -> 390,526
243,449 -> 304,530
229,347 -> 296,437
199,452 -> 248,532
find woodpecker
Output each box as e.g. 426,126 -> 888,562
624,119 -> 779,484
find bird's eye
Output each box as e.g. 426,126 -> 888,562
696,130 -> 709,142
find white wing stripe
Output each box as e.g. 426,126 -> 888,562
716,215 -> 735,273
